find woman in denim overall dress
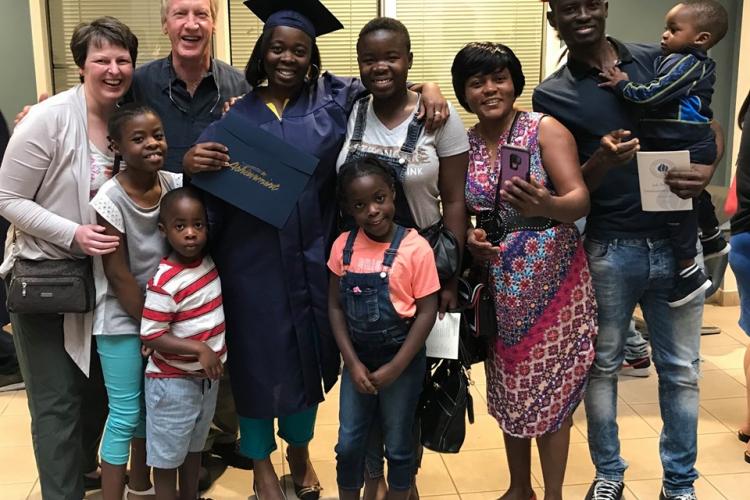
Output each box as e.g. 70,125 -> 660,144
328,158 -> 440,500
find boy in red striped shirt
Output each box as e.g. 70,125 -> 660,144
140,187 -> 226,500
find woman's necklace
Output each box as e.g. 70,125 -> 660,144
478,110 -> 517,145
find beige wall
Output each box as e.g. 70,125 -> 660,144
28,0 -> 52,98
0,0 -> 37,128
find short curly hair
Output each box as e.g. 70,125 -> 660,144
357,17 -> 411,52
159,187 -> 206,225
682,0 -> 729,48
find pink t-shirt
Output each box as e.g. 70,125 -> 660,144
328,228 -> 441,318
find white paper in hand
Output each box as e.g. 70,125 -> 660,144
425,312 -> 461,360
636,151 -> 693,212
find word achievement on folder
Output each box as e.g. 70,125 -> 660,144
191,110 -> 320,228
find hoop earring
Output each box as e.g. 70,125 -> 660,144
306,63 -> 320,82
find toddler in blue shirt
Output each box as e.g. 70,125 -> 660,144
600,0 -> 729,307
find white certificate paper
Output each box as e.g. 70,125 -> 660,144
425,312 -> 461,360
636,151 -> 693,212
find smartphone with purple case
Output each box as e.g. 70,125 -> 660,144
499,144 -> 531,186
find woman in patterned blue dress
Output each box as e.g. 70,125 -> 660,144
454,42 -> 597,500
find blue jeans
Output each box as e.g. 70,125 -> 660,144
583,237 -> 702,496
729,232 -> 750,335
336,349 -> 425,491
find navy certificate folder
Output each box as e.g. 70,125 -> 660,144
191,111 -> 320,228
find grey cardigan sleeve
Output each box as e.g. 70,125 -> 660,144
0,111 -> 79,249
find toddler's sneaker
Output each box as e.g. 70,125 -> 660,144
668,264 -> 711,308
701,230 -> 730,260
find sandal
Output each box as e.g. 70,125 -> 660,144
745,450 -> 750,464
739,430 -> 750,443
253,481 -> 287,500
292,481 -> 322,500
285,451 -> 322,500
123,484 -> 155,499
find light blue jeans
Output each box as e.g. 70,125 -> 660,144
583,237 -> 702,496
97,335 -> 147,465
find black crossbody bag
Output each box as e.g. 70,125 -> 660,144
6,228 -> 95,314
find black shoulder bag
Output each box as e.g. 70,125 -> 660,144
419,336 -> 477,453
7,258 -> 95,314
6,228 -> 95,314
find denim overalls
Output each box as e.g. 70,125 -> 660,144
343,96 -> 424,230
334,225 -> 427,492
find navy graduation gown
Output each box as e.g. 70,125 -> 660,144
197,73 -> 365,419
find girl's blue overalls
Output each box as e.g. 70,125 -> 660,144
335,225 -> 426,492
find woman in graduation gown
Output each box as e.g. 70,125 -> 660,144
185,2 -> 447,498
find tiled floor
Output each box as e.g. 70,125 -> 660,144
2,304 -> 750,499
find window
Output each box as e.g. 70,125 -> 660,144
227,0 -> 545,122
396,0 -> 546,122
227,0 -> 379,77
48,0 -> 169,92
48,0 -> 546,117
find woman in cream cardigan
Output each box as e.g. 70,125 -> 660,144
0,17 -> 139,500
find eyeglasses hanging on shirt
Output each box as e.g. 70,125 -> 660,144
167,66 -> 222,117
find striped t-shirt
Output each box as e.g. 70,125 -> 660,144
141,255 -> 227,378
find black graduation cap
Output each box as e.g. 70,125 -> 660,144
243,0 -> 344,38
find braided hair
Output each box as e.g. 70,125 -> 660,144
336,156 -> 395,205
107,103 -> 159,175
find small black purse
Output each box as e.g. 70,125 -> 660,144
455,263 -> 496,365
419,354 -> 475,453
419,220 -> 460,283
458,265 -> 497,340
7,258 -> 96,314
